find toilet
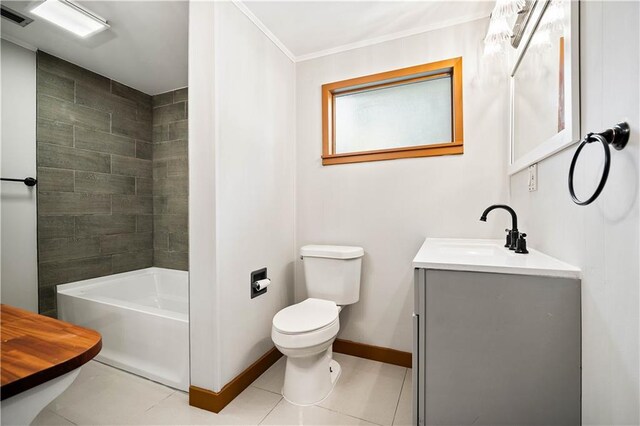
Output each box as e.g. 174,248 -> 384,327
271,245 -> 364,406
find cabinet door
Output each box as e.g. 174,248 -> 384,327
413,268 -> 426,426
423,269 -> 580,425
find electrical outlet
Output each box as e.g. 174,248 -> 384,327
528,164 -> 538,192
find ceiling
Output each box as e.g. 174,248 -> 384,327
242,1 -> 494,61
1,1 -> 492,92
1,1 -> 188,95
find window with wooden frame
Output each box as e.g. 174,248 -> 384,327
321,57 -> 463,165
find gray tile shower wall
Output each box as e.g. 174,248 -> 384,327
36,51 -> 154,317
152,89 -> 188,271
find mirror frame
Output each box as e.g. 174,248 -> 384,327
508,0 -> 580,175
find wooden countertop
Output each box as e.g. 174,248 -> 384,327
1,304 -> 101,400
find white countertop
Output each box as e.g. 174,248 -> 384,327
413,238 -> 581,279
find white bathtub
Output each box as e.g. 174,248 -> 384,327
57,267 -> 189,391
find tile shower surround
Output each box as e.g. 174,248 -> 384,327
151,89 -> 189,271
36,51 -> 188,316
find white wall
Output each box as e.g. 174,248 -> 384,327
189,1 -> 296,391
188,1 -> 219,392
215,1 -> 295,386
510,2 -> 639,423
0,39 -> 38,312
295,18 -> 509,352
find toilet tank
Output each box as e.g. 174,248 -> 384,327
300,245 -> 364,305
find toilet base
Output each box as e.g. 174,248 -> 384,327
328,359 -> 341,392
282,348 -> 341,406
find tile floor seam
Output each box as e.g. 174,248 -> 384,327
143,390 -> 177,413
64,415 -> 78,425
56,410 -> 79,426
250,384 -> 283,396
256,395 -> 284,425
318,353 -> 407,426
319,403 -> 387,426
390,368 -> 408,426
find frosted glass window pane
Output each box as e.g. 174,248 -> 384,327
334,76 -> 452,154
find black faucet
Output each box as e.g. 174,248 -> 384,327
479,204 -> 519,251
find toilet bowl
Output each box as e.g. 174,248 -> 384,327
272,298 -> 342,405
271,245 -> 363,406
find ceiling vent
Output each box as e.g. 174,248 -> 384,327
1,5 -> 34,27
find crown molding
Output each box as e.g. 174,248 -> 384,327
231,0 -> 296,63
222,2 -> 489,64
296,13 -> 489,62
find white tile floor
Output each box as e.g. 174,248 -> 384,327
32,353 -> 412,426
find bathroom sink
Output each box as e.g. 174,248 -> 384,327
413,238 -> 581,279
413,239 -> 582,425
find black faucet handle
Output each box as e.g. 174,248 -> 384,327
508,229 -> 519,250
515,233 -> 529,254
504,229 -> 511,248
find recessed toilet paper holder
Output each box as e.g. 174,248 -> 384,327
251,267 -> 269,299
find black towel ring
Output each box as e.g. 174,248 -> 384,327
568,122 -> 630,206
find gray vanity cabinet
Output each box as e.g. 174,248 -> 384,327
413,268 -> 581,426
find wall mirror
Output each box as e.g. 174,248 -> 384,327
509,0 -> 580,175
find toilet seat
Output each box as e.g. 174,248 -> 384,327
272,298 -> 340,351
273,298 -> 339,334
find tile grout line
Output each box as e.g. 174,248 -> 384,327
319,403 -> 387,426
256,395 -> 283,425
320,353 -> 404,426
390,368 -> 408,426
143,390 -> 177,413
249,384 -> 282,396
47,408 -> 78,426
60,411 -> 78,426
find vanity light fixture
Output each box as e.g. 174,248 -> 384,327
491,0 -> 526,18
483,1 -> 519,58
483,0 -> 531,59
539,0 -> 565,33
484,16 -> 512,44
529,26 -> 552,52
483,40 -> 504,57
483,15 -> 511,58
30,0 -> 109,38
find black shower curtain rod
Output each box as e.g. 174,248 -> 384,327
0,177 -> 37,186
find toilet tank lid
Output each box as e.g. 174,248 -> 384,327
300,245 -> 364,259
